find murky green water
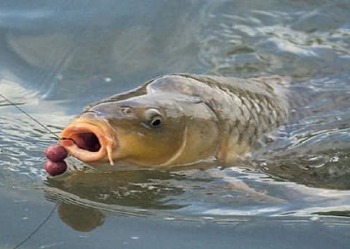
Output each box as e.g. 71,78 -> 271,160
1,0 -> 350,248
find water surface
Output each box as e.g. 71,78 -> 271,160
1,0 -> 350,248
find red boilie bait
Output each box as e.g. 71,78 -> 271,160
44,144 -> 68,176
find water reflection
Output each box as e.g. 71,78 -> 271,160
58,203 -> 105,232
42,161 -> 350,232
42,166 -> 288,232
44,169 -> 187,231
45,170 -> 185,210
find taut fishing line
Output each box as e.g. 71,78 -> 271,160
0,93 -> 60,140
0,93 -> 59,249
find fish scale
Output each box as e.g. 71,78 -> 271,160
177,74 -> 288,141
146,74 -> 289,162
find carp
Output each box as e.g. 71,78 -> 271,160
59,74 -> 288,168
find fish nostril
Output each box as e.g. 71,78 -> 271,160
120,106 -> 132,115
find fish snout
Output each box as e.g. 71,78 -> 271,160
59,117 -> 116,165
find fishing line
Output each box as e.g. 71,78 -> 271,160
12,204 -> 59,249
0,93 -> 60,140
0,93 -> 60,249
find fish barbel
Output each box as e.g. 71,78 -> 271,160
59,74 -> 288,168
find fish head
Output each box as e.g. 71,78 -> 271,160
60,93 -> 219,168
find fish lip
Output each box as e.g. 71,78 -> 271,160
59,118 -> 117,165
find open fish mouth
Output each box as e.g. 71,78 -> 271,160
62,132 -> 101,152
59,118 -> 116,165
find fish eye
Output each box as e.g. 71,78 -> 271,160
144,108 -> 163,128
150,116 -> 162,127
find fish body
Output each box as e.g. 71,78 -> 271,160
60,74 -> 288,168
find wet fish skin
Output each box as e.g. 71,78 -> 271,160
137,74 -> 289,162
60,74 -> 288,167
82,85 -> 220,166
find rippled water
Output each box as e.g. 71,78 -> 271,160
1,1 -> 350,248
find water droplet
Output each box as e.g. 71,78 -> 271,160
104,77 -> 112,82
310,216 -> 320,222
330,156 -> 339,163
